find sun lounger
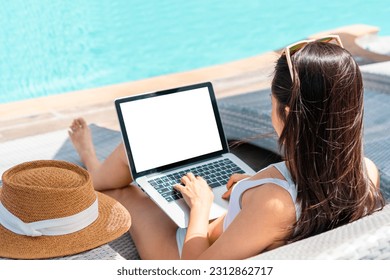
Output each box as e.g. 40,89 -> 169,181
251,205 -> 390,259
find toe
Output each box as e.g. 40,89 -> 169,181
70,119 -> 78,129
74,117 -> 88,129
78,118 -> 88,128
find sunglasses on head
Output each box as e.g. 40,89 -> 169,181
282,35 -> 344,81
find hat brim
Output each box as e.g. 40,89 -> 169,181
0,190 -> 131,259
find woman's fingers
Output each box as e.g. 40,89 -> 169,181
177,172 -> 251,202
226,173 -> 244,189
222,188 -> 232,200
173,183 -> 184,193
186,172 -> 196,181
223,173 -> 251,200
174,173 -> 213,209
180,172 -> 196,185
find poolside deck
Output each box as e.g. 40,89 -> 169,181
1,24 -> 389,143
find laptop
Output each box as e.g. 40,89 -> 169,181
115,82 -> 255,228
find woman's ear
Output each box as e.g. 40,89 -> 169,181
285,106 -> 290,115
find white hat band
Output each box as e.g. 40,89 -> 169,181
0,198 -> 99,237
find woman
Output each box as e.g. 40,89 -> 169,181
68,35 -> 384,259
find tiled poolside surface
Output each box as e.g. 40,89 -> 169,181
1,24 -> 389,143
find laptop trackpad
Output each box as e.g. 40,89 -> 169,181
213,186 -> 229,208
208,187 -> 229,220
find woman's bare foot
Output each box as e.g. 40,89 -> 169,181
68,118 -> 101,172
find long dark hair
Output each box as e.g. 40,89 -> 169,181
271,41 -> 385,242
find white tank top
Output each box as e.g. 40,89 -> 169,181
223,161 -> 301,231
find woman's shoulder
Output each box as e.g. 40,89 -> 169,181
242,181 -> 296,208
241,161 -> 300,220
241,162 -> 297,219
250,161 -> 288,181
364,157 -> 380,188
239,179 -> 297,241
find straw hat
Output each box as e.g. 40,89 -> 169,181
0,160 -> 131,259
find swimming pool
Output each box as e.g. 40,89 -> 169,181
1,0 -> 389,103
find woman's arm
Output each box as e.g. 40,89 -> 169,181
197,184 -> 296,259
176,176 -> 296,259
174,173 -> 214,259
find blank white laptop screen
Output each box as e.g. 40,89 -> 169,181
119,86 -> 223,173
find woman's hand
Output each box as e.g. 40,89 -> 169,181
222,173 -> 251,200
174,173 -> 214,210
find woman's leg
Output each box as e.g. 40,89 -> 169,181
69,118 -> 180,259
68,118 -> 132,191
103,186 -> 180,259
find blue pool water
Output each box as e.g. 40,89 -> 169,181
1,0 -> 390,103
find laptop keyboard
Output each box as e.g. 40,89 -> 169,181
147,158 -> 245,202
